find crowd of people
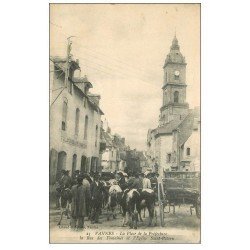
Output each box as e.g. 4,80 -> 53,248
55,169 -> 159,229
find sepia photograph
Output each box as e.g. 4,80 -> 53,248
49,3 -> 200,244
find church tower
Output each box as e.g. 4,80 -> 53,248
159,35 -> 189,125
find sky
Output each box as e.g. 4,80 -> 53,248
50,4 -> 200,151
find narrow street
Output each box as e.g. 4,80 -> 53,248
50,204 -> 200,243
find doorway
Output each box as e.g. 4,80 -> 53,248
56,151 -> 67,181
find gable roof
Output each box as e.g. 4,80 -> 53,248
152,117 -> 184,137
151,107 -> 200,146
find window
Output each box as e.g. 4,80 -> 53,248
84,96 -> 87,108
84,115 -> 88,139
167,153 -> 171,163
187,147 -> 191,156
75,108 -> 80,135
61,99 -> 68,131
95,125 -> 98,147
174,91 -> 179,103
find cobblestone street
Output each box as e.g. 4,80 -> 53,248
50,204 -> 200,243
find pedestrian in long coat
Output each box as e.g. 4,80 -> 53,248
70,175 -> 90,228
90,173 -> 104,223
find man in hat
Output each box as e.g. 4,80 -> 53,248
82,173 -> 91,218
70,174 -> 90,229
117,172 -> 127,191
90,173 -> 104,223
150,172 -> 158,191
71,170 -> 80,186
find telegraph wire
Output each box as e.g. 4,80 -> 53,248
78,56 -> 160,90
50,22 -> 161,90
50,87 -> 67,106
50,86 -> 65,92
74,39 -> 160,78
50,24 -> 161,78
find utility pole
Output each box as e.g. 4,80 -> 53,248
64,36 -> 75,88
51,36 -> 75,106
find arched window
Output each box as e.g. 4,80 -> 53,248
75,108 -> 80,135
61,99 -> 68,130
95,125 -> 98,147
174,91 -> 179,103
84,115 -> 88,140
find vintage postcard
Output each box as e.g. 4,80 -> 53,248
49,3 -> 200,243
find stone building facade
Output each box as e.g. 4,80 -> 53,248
147,36 -> 200,177
101,124 -> 127,173
49,56 -> 104,184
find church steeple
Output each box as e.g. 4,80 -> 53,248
163,35 -> 185,68
171,35 -> 180,51
160,35 -> 189,125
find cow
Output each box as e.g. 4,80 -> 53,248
123,189 -> 141,229
139,189 -> 157,227
106,184 -> 122,221
121,188 -> 157,229
57,187 -> 72,226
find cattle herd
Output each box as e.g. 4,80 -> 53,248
55,170 -> 158,229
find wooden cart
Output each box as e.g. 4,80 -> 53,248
162,171 -> 200,218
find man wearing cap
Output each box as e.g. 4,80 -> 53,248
90,173 -> 104,223
70,174 -> 90,229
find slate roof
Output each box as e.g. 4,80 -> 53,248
50,56 -> 80,72
177,112 -> 195,146
151,107 -> 200,148
102,131 -> 113,147
152,117 -> 184,136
